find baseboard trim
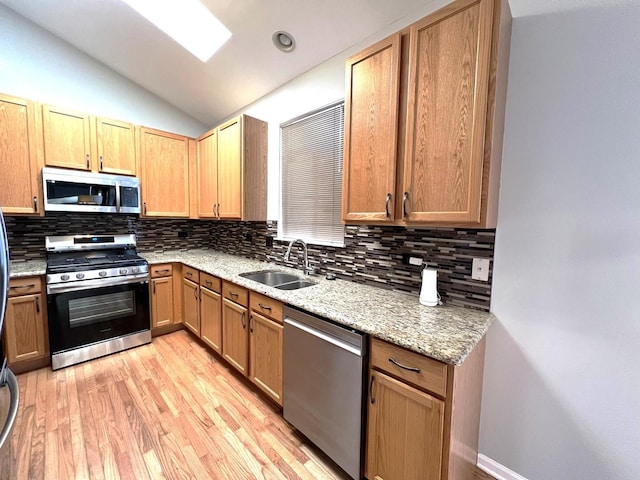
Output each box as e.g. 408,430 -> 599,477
478,454 -> 529,480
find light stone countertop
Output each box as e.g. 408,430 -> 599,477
9,259 -> 47,278
143,249 -> 495,365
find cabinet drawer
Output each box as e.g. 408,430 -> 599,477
150,264 -> 173,278
249,292 -> 283,324
200,273 -> 221,293
222,281 -> 248,307
8,277 -> 42,297
370,337 -> 447,397
183,266 -> 200,283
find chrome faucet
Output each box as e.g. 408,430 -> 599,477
284,239 -> 314,275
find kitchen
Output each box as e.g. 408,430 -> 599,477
0,0 -> 638,479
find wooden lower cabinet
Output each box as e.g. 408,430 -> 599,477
249,311 -> 283,405
200,286 -> 222,354
222,298 -> 248,374
366,370 -> 444,480
151,276 -> 173,328
3,277 -> 47,368
182,277 -> 200,335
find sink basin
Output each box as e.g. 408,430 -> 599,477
275,280 -> 316,290
239,269 -> 316,290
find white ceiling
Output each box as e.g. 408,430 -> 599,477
0,0 -> 625,127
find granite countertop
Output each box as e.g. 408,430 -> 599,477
9,259 -> 47,278
143,250 -> 495,365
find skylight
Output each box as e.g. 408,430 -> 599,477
121,0 -> 231,62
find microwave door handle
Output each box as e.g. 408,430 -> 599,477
115,181 -> 121,212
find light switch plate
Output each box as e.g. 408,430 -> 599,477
472,258 -> 490,281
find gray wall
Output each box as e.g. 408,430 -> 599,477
0,4 -> 206,137
481,1 -> 640,479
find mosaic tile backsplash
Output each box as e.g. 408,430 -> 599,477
5,214 -> 495,311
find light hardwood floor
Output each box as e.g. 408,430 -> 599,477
7,330 -> 495,480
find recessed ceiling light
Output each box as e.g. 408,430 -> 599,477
272,31 -> 296,53
121,0 -> 231,62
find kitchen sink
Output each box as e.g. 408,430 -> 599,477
239,269 -> 316,290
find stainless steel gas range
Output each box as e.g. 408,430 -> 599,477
45,234 -> 150,370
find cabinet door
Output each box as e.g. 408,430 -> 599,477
216,117 -> 243,219
200,286 -> 222,354
366,370 -> 444,480
222,298 -> 248,374
403,0 -> 494,223
42,104 -> 92,170
182,278 -> 200,336
197,128 -> 218,218
4,294 -> 46,364
96,117 -> 137,176
342,34 -> 401,223
249,312 -> 283,405
0,94 -> 42,215
151,277 -> 173,328
139,127 -> 190,217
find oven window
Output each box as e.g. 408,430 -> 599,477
68,291 -> 136,328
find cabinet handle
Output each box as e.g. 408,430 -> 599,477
205,280 -> 212,286
153,282 -> 156,294
10,284 -> 36,290
258,303 -> 271,311
35,296 -> 40,313
33,196 -> 38,212
156,269 -> 170,274
193,287 -> 198,300
241,311 -> 246,329
217,203 -> 221,218
385,193 -> 392,218
186,272 -> 193,277
143,202 -> 147,215
249,314 -> 254,333
402,192 -> 409,218
99,155 -> 103,171
86,154 -> 90,169
229,292 -> 238,298
369,375 -> 376,404
389,357 -> 421,373
213,204 -> 217,216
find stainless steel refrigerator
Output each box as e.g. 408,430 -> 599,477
0,208 -> 18,472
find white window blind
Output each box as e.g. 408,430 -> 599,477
279,102 -> 345,247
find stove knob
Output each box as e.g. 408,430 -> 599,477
76,273 -> 85,279
119,268 -> 128,275
131,267 -> 139,273
61,274 -> 70,281
99,271 -> 107,277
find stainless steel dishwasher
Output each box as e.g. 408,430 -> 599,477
283,305 -> 367,480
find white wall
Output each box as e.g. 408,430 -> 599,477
228,0 -> 449,220
481,2 -> 640,479
0,4 -> 205,137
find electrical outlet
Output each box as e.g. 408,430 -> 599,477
402,253 -> 424,266
472,258 -> 491,281
266,236 -> 274,248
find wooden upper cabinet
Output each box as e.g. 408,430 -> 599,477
194,114 -> 267,221
342,33 -> 401,223
42,104 -> 92,171
343,0 -> 510,228
0,94 -> 43,215
197,127 -> 218,218
403,0 -> 494,224
139,127 -> 190,217
216,117 -> 243,219
96,117 -> 137,176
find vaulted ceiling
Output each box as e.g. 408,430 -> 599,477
0,0 -> 616,126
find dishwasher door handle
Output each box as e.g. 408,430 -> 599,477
284,317 -> 363,356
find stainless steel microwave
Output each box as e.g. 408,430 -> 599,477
42,167 -> 141,214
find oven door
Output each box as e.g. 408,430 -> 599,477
47,278 -> 150,357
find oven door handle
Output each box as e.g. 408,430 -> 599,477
47,274 -> 149,294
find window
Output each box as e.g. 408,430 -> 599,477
279,101 -> 345,247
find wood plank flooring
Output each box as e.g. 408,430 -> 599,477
6,330 -> 495,480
